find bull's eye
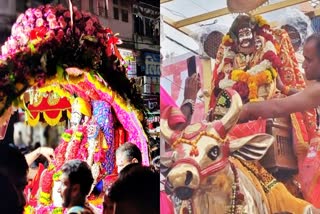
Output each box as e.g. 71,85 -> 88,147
207,146 -> 220,160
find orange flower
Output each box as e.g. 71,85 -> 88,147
230,67 -> 278,101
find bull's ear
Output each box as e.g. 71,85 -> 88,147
230,133 -> 275,161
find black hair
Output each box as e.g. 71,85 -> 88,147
108,164 -> 159,213
0,143 -> 28,177
229,15 -> 256,41
116,142 -> 142,164
61,159 -> 94,196
0,174 -> 22,214
305,33 -> 320,58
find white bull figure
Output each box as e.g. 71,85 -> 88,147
161,88 -> 319,214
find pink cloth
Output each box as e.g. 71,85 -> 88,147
160,86 -> 178,111
160,191 -> 174,214
160,86 -> 186,128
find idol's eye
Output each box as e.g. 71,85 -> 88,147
207,146 -> 220,161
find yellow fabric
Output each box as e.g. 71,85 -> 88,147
72,97 -> 92,117
230,157 -> 310,214
291,113 -> 309,160
267,182 -> 310,214
27,112 -> 40,127
43,110 -> 63,126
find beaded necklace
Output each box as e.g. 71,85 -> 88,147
227,162 -> 244,214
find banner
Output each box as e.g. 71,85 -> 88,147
161,55 -> 205,123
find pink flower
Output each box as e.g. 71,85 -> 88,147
47,13 -> 56,22
11,24 -> 20,36
56,29 -> 64,41
34,9 -> 42,18
82,11 -> 91,18
49,20 -> 59,30
25,8 -> 34,19
75,27 -> 81,36
75,11 -> 82,20
16,14 -> 25,23
63,11 -> 70,18
19,33 -> 29,45
91,16 -> 99,24
56,4 -> 65,11
1,44 -> 8,55
47,30 -> 55,40
24,25 -> 32,34
58,16 -> 67,29
36,18 -> 44,27
8,39 -> 17,51
85,19 -> 94,33
72,6 -> 79,12
66,67 -> 84,76
21,16 -> 28,27
44,8 -> 56,17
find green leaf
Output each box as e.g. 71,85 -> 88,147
56,65 -> 64,80
83,35 -> 98,43
28,43 -> 35,53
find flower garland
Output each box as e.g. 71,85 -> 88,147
39,126 -> 86,206
215,14 -> 281,103
0,4 -> 147,123
231,68 -> 277,101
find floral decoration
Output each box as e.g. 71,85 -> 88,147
214,14 -> 281,103
0,4 -> 146,120
231,68 -> 277,101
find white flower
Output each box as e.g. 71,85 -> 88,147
264,40 -> 277,53
247,59 -> 272,75
219,76 -> 235,89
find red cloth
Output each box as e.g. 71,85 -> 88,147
228,119 -> 266,140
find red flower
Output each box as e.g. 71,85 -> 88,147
224,58 -> 233,64
232,81 -> 249,99
262,50 -> 282,69
30,26 -> 47,40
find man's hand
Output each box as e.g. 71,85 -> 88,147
238,103 -> 251,123
38,147 -> 55,162
184,73 -> 201,101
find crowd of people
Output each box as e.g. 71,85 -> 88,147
0,141 -> 159,214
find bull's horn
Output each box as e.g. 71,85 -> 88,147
160,106 -> 184,145
219,88 -> 243,134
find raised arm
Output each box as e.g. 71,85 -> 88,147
25,147 -> 55,166
239,83 -> 320,123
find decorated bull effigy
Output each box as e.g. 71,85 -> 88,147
161,88 -> 318,214
0,3 -> 149,213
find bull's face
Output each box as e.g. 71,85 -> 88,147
161,89 -> 274,201
165,122 -> 230,200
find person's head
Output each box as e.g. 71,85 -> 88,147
0,143 -> 28,213
108,164 -> 159,214
58,160 -> 94,208
229,15 -> 257,55
115,142 -> 142,174
303,33 -> 320,80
